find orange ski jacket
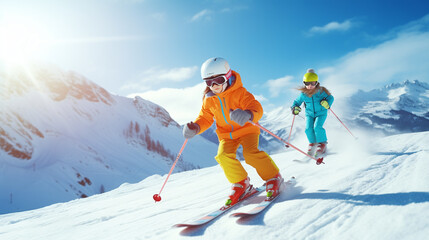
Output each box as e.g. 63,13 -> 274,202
194,71 -> 263,140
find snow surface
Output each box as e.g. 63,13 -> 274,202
1,129 -> 428,240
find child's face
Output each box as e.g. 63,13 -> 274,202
210,83 -> 224,93
304,82 -> 317,90
305,84 -> 316,90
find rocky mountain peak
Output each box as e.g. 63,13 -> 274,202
0,64 -> 115,105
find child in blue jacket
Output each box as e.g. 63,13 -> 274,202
291,69 -> 334,157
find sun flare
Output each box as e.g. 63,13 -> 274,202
0,18 -> 51,65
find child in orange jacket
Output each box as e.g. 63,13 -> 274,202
183,57 -> 282,206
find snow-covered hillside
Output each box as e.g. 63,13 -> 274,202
0,129 -> 428,240
0,65 -> 218,214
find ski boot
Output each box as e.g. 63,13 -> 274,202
266,173 -> 284,198
307,143 -> 317,156
315,142 -> 327,157
225,177 -> 252,206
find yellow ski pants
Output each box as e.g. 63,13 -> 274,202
215,133 -> 280,183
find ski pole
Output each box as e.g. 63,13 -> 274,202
285,115 -> 296,148
251,122 -> 324,165
329,108 -> 357,139
153,138 -> 188,202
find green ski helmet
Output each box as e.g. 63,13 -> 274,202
303,69 -> 318,82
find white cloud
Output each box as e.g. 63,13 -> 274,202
266,75 -> 294,97
375,14 -> 429,42
321,31 -> 429,100
137,65 -> 198,85
254,94 -> 268,102
119,82 -> 151,92
120,66 -> 198,94
151,12 -> 166,22
191,9 -> 211,22
156,66 -> 199,82
128,83 -> 206,125
309,20 -> 353,34
191,6 -> 245,22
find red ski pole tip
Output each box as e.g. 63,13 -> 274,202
153,194 -> 162,202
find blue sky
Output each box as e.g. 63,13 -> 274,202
1,0 -> 429,124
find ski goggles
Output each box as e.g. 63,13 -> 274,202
204,75 -> 228,87
204,69 -> 232,87
303,81 -> 318,86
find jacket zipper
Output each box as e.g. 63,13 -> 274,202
216,96 -> 234,139
312,96 -> 315,115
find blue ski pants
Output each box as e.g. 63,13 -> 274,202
305,114 -> 328,143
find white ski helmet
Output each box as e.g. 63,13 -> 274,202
201,57 -> 231,79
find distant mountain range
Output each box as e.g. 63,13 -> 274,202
348,80 -> 429,134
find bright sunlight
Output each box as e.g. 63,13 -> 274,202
0,17 -> 51,64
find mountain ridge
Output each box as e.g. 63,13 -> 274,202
348,79 -> 429,134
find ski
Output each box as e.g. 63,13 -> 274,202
173,185 -> 266,228
293,152 -> 332,165
293,156 -> 324,165
293,156 -> 312,164
230,177 -> 296,218
314,151 -> 328,159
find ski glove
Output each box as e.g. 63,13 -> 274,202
183,121 -> 200,139
291,106 -> 301,115
230,109 -> 253,126
320,99 -> 330,109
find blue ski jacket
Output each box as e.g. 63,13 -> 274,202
291,88 -> 334,118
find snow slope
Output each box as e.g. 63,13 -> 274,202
1,129 -> 428,240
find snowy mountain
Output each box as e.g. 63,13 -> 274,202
0,65 -> 218,214
1,129 -> 428,240
348,80 -> 429,134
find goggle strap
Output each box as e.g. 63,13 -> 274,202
225,69 -> 232,79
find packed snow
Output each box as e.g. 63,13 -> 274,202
1,128 -> 428,240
